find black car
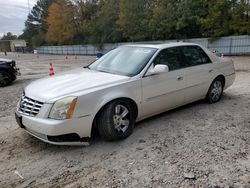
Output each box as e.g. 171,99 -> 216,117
0,58 -> 20,87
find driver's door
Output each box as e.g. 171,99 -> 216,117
141,47 -> 187,118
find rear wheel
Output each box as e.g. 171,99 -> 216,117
97,100 -> 135,141
206,77 -> 224,103
0,71 -> 12,87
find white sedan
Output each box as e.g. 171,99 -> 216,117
15,43 -> 235,145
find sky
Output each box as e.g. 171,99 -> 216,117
0,0 -> 37,37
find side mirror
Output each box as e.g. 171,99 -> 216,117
146,64 -> 169,76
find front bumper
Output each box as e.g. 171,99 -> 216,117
15,111 -> 92,146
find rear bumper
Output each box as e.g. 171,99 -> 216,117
15,111 -> 92,146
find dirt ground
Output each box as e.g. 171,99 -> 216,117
0,53 -> 249,188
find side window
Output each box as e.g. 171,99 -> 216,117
197,47 -> 212,64
181,46 -> 212,67
153,47 -> 184,71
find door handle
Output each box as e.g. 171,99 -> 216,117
209,69 -> 213,73
177,76 -> 183,81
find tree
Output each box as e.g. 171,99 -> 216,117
88,0 -> 122,49
117,0 -> 154,42
72,0 -> 99,43
46,0 -> 76,44
149,0 -> 178,40
199,0 -> 233,37
1,32 -> 17,40
20,0 -> 250,47
175,0 -> 205,38
20,0 -> 56,47
150,0 -> 205,40
230,0 -> 250,35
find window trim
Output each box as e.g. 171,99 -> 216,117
142,45 -> 213,78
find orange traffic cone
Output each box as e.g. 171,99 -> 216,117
49,63 -> 55,76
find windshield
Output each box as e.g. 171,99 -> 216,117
89,46 -> 157,77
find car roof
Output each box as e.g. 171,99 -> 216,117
122,42 -> 201,50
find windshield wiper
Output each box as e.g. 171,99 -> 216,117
84,67 -> 117,75
97,70 -> 110,73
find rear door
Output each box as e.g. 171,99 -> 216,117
141,47 -> 187,118
179,46 -> 215,103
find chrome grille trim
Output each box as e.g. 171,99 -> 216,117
18,95 -> 44,117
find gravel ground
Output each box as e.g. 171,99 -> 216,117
0,53 -> 249,188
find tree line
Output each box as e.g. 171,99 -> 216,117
18,0 -> 250,49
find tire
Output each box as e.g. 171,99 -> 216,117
97,100 -> 135,141
0,71 -> 12,87
206,77 -> 224,104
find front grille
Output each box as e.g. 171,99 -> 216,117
18,95 -> 43,117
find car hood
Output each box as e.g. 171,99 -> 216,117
25,68 -> 130,102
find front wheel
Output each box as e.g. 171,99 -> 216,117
206,78 -> 224,103
97,100 -> 135,141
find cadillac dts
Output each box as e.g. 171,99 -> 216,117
15,43 -> 235,145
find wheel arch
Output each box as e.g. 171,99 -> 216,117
91,97 -> 139,136
205,74 -> 226,101
214,74 -> 226,88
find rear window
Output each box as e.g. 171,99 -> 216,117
181,46 -> 212,67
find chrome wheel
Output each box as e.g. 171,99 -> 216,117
113,104 -> 130,133
211,80 -> 223,102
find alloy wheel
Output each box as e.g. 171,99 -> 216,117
211,80 -> 223,102
113,104 -> 130,133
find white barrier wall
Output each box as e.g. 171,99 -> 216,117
36,35 -> 250,56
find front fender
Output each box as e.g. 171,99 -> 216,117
74,79 -> 142,122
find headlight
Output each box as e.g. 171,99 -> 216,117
49,97 -> 77,120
